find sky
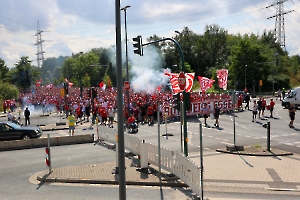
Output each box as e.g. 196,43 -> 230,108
0,0 -> 300,69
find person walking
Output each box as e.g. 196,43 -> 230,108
257,98 -> 262,118
202,103 -> 210,126
288,103 -> 296,128
244,93 -> 251,110
24,107 -> 30,126
252,100 -> 258,122
282,88 -> 286,99
261,98 -> 266,117
277,89 -> 282,101
68,112 -> 76,136
213,103 -> 221,127
269,98 -> 275,118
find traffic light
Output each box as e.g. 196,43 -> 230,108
86,88 -> 91,98
132,35 -> 143,56
173,93 -> 181,111
184,92 -> 191,111
64,82 -> 68,94
91,87 -> 97,98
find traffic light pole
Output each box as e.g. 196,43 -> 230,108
143,38 -> 188,156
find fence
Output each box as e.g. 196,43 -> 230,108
98,126 -> 201,196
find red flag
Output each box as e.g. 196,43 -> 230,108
216,69 -> 228,90
165,72 -> 195,94
98,82 -> 104,88
197,76 -> 215,93
35,78 -> 42,87
157,85 -> 162,92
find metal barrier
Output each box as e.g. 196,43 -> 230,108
98,127 -> 201,197
173,152 -> 201,195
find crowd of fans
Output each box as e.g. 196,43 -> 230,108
3,85 -> 243,125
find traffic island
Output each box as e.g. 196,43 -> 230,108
217,145 -> 293,156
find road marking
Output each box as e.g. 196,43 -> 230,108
281,134 -> 289,137
283,143 -> 294,146
220,141 -> 232,145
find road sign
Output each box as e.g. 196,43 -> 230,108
178,72 -> 186,91
124,81 -> 130,90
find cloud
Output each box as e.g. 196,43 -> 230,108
0,0 -> 299,70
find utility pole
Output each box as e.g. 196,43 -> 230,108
266,0 -> 294,50
35,21 -> 45,68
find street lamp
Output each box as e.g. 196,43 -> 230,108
121,5 -> 130,117
245,65 -> 247,90
175,30 -> 190,70
78,52 -> 84,98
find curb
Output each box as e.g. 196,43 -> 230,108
36,176 -> 189,187
41,127 -> 69,131
216,149 -> 293,156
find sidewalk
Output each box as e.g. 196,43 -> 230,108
35,143 -> 300,196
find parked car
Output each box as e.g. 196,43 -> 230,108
0,122 -> 42,141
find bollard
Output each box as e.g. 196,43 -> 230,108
46,134 -> 51,174
267,121 -> 271,151
140,140 -> 148,169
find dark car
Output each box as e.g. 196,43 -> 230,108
0,122 -> 42,141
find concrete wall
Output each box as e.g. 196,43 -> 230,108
0,134 -> 94,151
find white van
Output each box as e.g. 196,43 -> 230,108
281,87 -> 300,108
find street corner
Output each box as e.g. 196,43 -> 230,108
29,169 -> 50,185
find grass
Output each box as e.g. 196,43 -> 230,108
251,144 -> 262,148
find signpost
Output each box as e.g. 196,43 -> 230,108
124,81 -> 130,90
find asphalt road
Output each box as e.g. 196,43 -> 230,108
22,98 -> 300,155
133,98 -> 300,155
0,143 -> 195,200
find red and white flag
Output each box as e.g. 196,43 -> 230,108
45,84 -> 53,89
197,76 -> 215,93
216,69 -> 228,90
35,78 -> 42,87
165,72 -> 195,94
64,78 -> 73,87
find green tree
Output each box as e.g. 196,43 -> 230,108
0,59 -> 9,82
9,57 -> 40,92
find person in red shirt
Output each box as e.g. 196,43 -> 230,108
261,98 -> 266,117
127,114 -> 136,128
76,106 -> 82,125
101,107 -> 108,125
147,104 -> 154,125
269,98 -> 275,118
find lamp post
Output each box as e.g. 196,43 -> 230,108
20,57 -> 32,90
245,65 -> 247,90
175,30 -> 189,68
78,52 -> 84,98
121,5 -> 130,117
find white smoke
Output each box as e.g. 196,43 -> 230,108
127,42 -> 169,93
107,41 -> 169,94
